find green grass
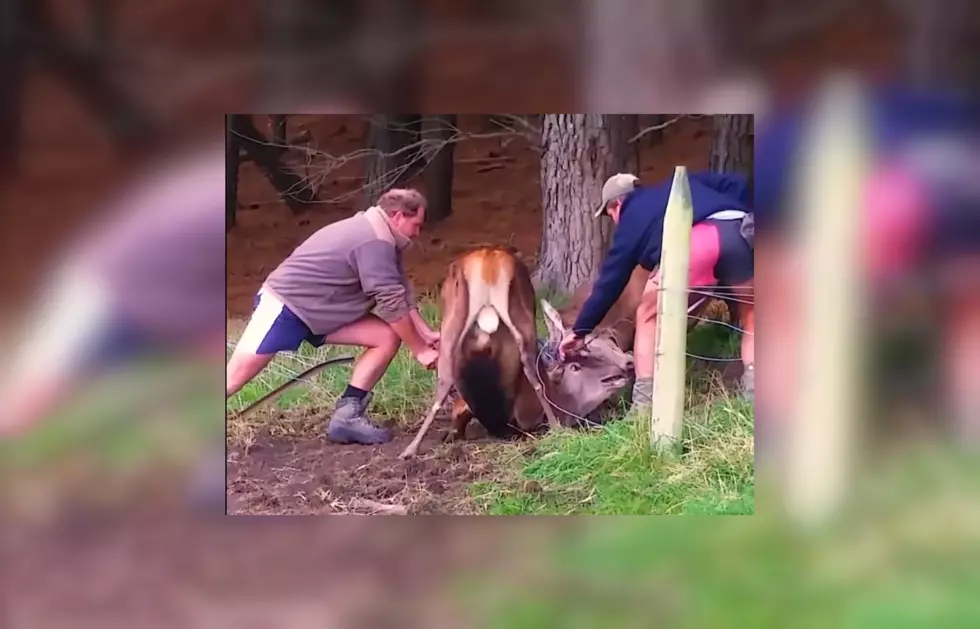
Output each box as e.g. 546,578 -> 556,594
227,294 -> 754,515
470,389 -> 753,515
226,301 -> 444,447
458,447 -> 980,628
0,359 -> 220,473
467,299 -> 753,515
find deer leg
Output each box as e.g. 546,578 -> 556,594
443,396 -> 473,443
519,347 -> 562,431
497,318 -> 562,431
399,377 -> 454,459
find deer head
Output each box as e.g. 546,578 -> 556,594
537,298 -> 634,424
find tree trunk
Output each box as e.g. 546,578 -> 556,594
226,115 -> 240,231
535,114 -> 634,294
259,0 -> 421,111
709,114 -> 754,174
233,114 -> 318,212
270,115 -> 288,152
89,0 -> 114,66
363,114 -> 422,207
0,0 -> 25,178
29,2 -> 156,151
900,0 -> 980,91
709,113 -> 754,324
423,114 -> 456,223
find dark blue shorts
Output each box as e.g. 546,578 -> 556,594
88,314 -> 164,370
236,291 -> 326,355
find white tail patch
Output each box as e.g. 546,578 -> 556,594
458,256 -> 515,356
476,306 -> 500,334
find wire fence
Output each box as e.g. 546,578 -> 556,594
225,284 -> 755,419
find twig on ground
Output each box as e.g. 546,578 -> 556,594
350,498 -> 410,515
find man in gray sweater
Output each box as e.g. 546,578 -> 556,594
226,188 -> 440,445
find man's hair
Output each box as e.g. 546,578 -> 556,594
377,188 -> 426,217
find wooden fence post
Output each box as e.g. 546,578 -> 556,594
784,75 -> 868,525
651,166 -> 694,453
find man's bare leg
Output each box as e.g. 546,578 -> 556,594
732,279 -> 755,400
630,278 -> 660,412
322,315 -> 402,444
226,351 -> 275,397
324,315 -> 402,391
0,377 -> 71,436
943,270 -> 980,444
755,237 -> 801,458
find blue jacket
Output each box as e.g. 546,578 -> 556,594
753,84 -> 980,233
571,171 -> 751,336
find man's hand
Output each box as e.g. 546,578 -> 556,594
413,345 -> 438,370
559,332 -> 585,360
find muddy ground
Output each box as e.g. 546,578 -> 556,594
227,416 -> 520,515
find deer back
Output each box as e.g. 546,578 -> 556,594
444,247 -> 538,437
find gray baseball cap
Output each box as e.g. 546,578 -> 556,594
594,173 -> 640,217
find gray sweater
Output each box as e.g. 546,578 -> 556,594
261,206 -> 416,336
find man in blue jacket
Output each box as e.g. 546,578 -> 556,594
558,171 -> 756,412
752,83 -> 980,445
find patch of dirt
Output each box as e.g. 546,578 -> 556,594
227,415 -> 518,515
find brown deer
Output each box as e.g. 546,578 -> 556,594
398,247 -> 634,459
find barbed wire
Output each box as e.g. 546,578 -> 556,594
225,339 -> 341,414
226,283 -> 754,419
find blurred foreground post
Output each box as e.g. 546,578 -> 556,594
650,166 -> 694,453
785,75 -> 869,526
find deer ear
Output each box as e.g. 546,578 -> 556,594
539,298 -> 566,343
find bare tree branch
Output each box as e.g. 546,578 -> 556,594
232,115 -> 540,207
627,115 -> 707,143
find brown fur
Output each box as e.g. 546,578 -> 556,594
399,247 -> 634,458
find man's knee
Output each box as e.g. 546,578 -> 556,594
378,324 -> 402,354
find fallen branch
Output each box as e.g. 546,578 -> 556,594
457,155 -> 517,165
350,498 -> 409,515
475,164 -> 507,174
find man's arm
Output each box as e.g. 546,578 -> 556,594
395,253 -> 437,343
350,242 -> 428,353
409,308 -> 438,344
571,223 -> 648,337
